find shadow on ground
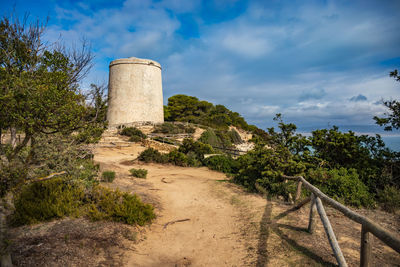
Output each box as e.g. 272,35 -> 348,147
256,195 -> 336,267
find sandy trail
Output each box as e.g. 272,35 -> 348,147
93,144 -> 400,267
94,144 -> 266,266
7,137 -> 400,266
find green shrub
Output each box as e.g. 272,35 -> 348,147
198,129 -> 219,147
186,151 -> 203,167
12,178 -> 155,226
120,127 -> 147,141
0,161 -> 27,197
12,178 -> 85,225
199,129 -> 232,149
153,122 -> 195,134
167,150 -> 189,166
74,123 -> 106,144
204,155 -> 238,174
27,134 -> 99,188
129,168 -> 148,178
198,128 -> 243,149
378,185 -> 400,213
74,160 -> 99,185
87,186 -> 155,226
227,129 -> 243,144
129,135 -> 142,142
178,138 -> 214,160
138,148 -> 168,163
307,168 -> 375,207
102,171 -> 116,182
234,145 -> 305,200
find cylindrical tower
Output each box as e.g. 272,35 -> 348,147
107,57 -> 164,127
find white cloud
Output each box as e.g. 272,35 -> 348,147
219,27 -> 273,57
41,0 -> 400,132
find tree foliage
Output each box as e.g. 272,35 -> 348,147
0,13 -> 109,202
234,144 -> 305,200
307,168 -> 374,207
233,114 -> 399,208
204,155 -> 238,174
267,113 -> 311,156
374,69 -> 400,131
165,94 -> 251,130
0,13 -> 100,163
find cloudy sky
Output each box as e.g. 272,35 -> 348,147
2,0 -> 400,133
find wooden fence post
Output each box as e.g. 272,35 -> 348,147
315,197 -> 348,267
282,174 -> 400,261
295,181 -> 302,202
308,193 -> 317,234
360,224 -> 372,267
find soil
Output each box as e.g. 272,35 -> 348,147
8,142 -> 400,266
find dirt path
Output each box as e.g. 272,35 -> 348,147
8,142 -> 400,266
94,144 -> 266,266
94,144 -> 400,267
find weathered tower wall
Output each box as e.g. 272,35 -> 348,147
107,57 -> 164,128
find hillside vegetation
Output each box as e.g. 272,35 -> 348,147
164,94 -> 254,131
152,95 -> 400,211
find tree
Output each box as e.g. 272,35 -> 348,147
374,69 -> 400,131
267,113 -> 311,156
74,83 -> 108,144
311,126 -> 361,167
0,13 -> 94,161
165,94 -> 250,130
166,94 -> 201,121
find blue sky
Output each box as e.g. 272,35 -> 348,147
2,0 -> 400,134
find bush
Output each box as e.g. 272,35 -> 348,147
199,129 -> 232,149
234,145 -> 305,200
129,135 -> 142,142
129,168 -> 148,178
102,171 -> 116,182
167,150 -> 189,166
74,160 -> 99,185
138,148 -> 168,163
120,127 -> 147,141
87,186 -> 155,225
378,185 -> 400,213
12,178 -> 85,225
12,178 -> 156,226
227,129 -> 243,144
178,138 -> 214,160
0,161 -> 27,197
307,168 -> 375,207
204,155 -> 238,174
153,122 -> 195,134
186,151 -> 203,167
74,123 -> 106,144
28,134 -> 99,188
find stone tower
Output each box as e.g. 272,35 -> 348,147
107,57 -> 164,128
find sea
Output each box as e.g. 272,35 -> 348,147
296,125 -> 400,152
381,136 -> 400,152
